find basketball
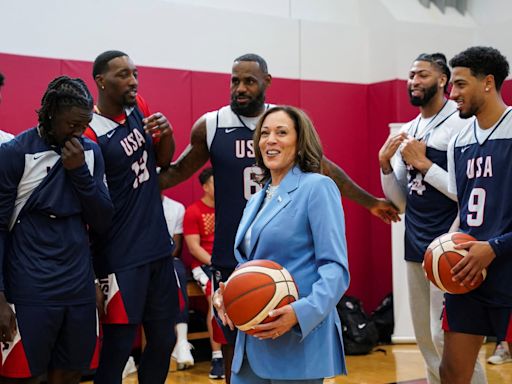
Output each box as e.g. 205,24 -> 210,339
223,260 -> 299,334
423,232 -> 487,294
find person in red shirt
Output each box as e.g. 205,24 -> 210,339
183,167 -> 224,380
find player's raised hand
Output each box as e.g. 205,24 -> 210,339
143,112 -> 173,140
0,293 -> 17,343
379,132 -> 408,172
62,137 -> 85,170
452,241 -> 495,286
213,282 -> 234,330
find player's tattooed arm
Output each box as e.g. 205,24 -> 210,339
322,157 -> 400,224
159,117 -> 210,190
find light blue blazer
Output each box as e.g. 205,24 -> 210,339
232,165 -> 350,380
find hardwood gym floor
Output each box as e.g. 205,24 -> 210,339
95,342 -> 512,383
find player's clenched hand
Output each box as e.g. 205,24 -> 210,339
251,304 -> 298,340
0,293 -> 17,343
143,112 -> 173,140
62,137 -> 85,170
378,132 -> 408,172
451,241 -> 495,286
369,198 -> 400,224
213,282 -> 234,330
401,138 -> 432,174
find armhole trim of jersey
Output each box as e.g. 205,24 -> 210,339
206,112 -> 218,150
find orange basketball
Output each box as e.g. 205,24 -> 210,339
223,260 -> 299,334
423,232 -> 486,294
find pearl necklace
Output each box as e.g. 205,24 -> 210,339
265,185 -> 279,200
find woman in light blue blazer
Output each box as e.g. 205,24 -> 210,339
215,105 -> 350,383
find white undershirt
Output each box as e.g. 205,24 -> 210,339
475,121 -> 498,143
415,115 -> 434,138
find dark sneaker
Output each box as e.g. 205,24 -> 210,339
209,357 -> 225,379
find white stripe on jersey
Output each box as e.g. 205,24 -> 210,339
448,106 -> 512,195
90,114 -> 119,137
90,107 -> 136,138
454,106 -> 512,147
9,149 -> 95,230
0,130 -> 14,145
84,149 -> 95,176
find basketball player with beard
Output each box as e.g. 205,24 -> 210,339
379,53 -> 486,384
85,50 -> 178,384
160,53 -> 399,383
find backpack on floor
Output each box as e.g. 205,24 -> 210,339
371,293 -> 394,344
337,295 -> 379,355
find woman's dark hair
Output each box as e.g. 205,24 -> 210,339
253,105 -> 323,184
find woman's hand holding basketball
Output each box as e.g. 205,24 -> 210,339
251,304 -> 298,340
213,282 -> 235,330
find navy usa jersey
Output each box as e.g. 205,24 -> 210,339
448,107 -> 512,306
86,103 -> 173,276
393,101 -> 466,262
206,105 -> 272,269
0,128 -> 112,305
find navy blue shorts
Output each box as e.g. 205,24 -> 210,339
0,303 -> 98,379
212,265 -> 237,345
443,293 -> 512,341
98,257 -> 179,324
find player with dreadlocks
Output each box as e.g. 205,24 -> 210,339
0,76 -> 113,383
